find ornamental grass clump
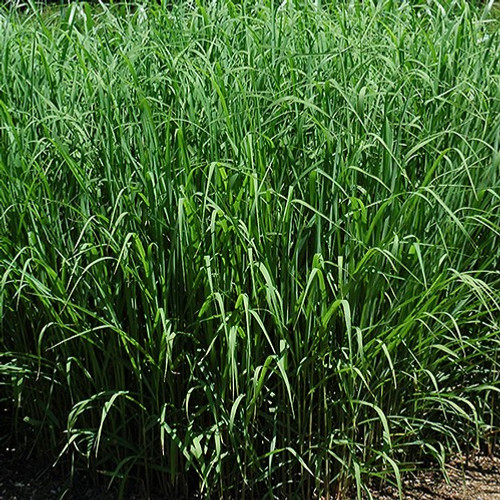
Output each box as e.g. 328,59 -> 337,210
0,0 -> 499,498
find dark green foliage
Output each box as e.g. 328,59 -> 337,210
0,0 -> 499,498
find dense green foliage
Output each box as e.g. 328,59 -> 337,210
0,0 -> 499,498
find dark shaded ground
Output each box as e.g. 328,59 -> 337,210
0,448 -> 116,500
0,445 -> 186,500
1,447 -> 500,499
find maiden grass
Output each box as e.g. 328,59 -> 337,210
0,0 -> 499,498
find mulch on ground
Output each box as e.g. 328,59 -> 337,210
371,454 -> 500,500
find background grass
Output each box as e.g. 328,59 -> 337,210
0,0 -> 499,498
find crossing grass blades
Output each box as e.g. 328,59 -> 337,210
0,0 -> 499,498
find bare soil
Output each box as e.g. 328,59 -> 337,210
370,454 -> 500,500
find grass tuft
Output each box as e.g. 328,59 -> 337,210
0,0 -> 499,498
